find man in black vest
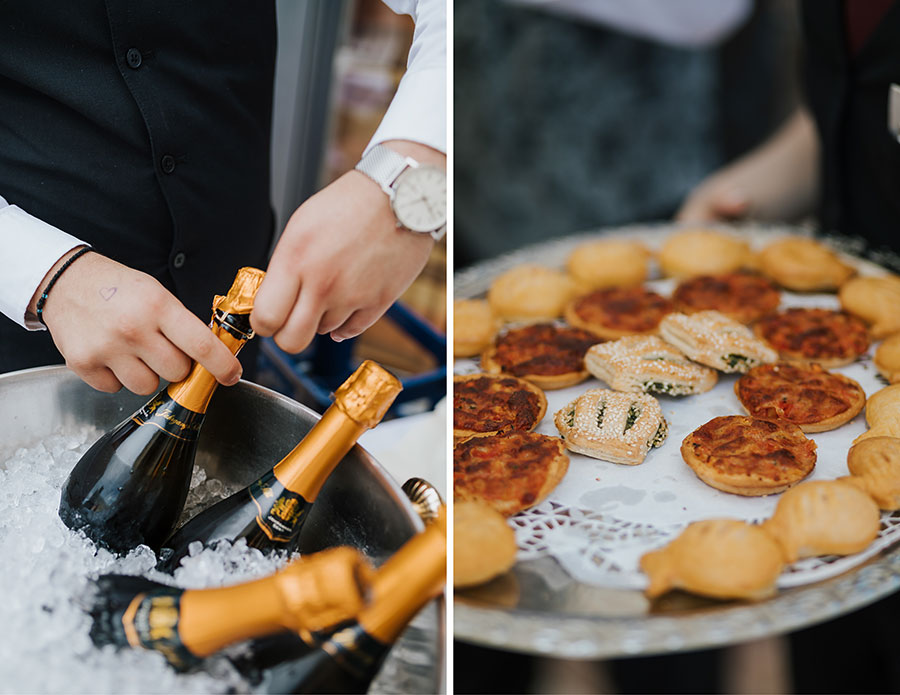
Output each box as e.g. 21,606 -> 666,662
0,1 -> 446,396
680,2 -> 900,691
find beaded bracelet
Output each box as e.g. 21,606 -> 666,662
36,247 -> 93,327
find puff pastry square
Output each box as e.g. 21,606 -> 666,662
659,310 -> 777,373
585,335 -> 718,396
554,388 -> 667,465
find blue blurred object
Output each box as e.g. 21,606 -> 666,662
256,302 -> 446,418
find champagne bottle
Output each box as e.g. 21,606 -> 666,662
59,267 -> 265,554
156,360 -> 402,573
88,546 -> 374,672
238,509 -> 447,695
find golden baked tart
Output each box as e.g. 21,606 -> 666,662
454,501 -> 518,588
735,363 -> 865,433
566,238 -> 651,291
487,264 -> 576,321
454,299 -> 501,358
761,480 -> 880,562
585,335 -> 717,396
672,272 -> 780,324
554,388 -> 668,465
454,430 -> 569,516
681,415 -> 817,496
564,286 -> 673,340
659,310 -> 778,373
839,275 -> 900,339
641,519 -> 784,601
754,308 -> 870,368
658,228 -> 751,279
453,373 -> 547,441
481,322 -> 601,390
757,236 -> 855,291
844,436 -> 900,510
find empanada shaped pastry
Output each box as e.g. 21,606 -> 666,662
487,264 -> 576,321
874,333 -> 900,384
640,519 -> 783,600
758,236 -> 855,291
454,299 -> 501,358
839,275 -> 900,339
853,383 -> 900,444
761,480 -> 880,562
566,238 -> 651,290
658,229 -> 750,279
844,436 -> 900,510
454,501 -> 518,588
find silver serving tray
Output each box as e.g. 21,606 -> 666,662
0,365 -> 443,692
454,222 -> 900,659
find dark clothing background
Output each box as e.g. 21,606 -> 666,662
0,0 -> 277,373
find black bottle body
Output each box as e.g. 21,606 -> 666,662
157,469 -> 312,572
235,625 -> 388,694
59,391 -> 204,554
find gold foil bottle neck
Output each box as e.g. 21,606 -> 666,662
275,546 -> 375,635
216,267 -> 266,314
333,360 -> 403,428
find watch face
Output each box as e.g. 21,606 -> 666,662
392,165 -> 447,233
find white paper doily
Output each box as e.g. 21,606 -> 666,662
455,272 -> 899,591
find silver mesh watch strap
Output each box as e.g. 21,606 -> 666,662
355,144 -> 412,195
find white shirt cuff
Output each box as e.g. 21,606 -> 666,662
366,66 -> 447,154
0,204 -> 88,330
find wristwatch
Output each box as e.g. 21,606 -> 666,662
355,144 -> 447,240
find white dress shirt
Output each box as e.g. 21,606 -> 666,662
0,0 -> 446,331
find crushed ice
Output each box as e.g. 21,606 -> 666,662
0,428 -> 288,694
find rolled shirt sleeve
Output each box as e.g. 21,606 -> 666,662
367,0 -> 446,154
0,196 -> 87,330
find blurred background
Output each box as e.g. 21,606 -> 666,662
454,0 -> 801,268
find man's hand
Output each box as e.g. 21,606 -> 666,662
33,250 -> 242,395
251,140 -> 444,352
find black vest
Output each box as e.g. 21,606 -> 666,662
0,1 -> 277,322
802,0 -> 900,251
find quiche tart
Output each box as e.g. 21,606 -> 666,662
585,335 -> 718,396
681,415 -> 817,496
735,363 -> 865,433
564,286 -> 674,340
554,388 -> 668,465
754,308 -> 870,368
481,322 -> 601,390
659,310 -> 778,373
453,373 -> 547,441
672,272 -> 781,324
454,431 -> 570,516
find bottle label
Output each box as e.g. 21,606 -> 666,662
123,588 -> 199,671
248,471 -> 311,543
131,393 -> 203,442
320,623 -> 386,680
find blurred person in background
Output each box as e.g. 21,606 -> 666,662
454,0 -> 800,268
0,0 -> 446,395
679,2 -> 900,692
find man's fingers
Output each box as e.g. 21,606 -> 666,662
317,308 -> 353,336
160,304 -> 242,386
77,367 -> 124,394
273,291 -> 321,354
138,336 -> 193,385
108,356 -> 161,396
251,254 -> 302,337
331,307 -> 382,342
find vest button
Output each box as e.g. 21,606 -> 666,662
126,48 -> 142,69
161,155 -> 176,174
172,252 -> 186,269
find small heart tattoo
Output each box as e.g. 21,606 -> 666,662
99,287 -> 117,301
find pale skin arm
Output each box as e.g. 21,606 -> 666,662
29,250 -> 243,395
676,107 -> 820,223
250,139 -> 444,352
